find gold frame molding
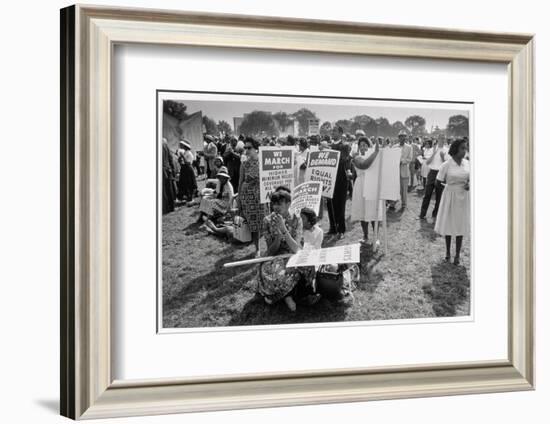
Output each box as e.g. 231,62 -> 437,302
60,4 -> 535,420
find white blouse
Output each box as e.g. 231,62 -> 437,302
436,158 -> 470,186
303,224 -> 323,250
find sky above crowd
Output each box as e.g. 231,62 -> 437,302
179,99 -> 470,131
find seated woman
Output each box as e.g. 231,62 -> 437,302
294,207 -> 323,305
198,166 -> 234,225
258,190 -> 303,311
301,207 -> 323,250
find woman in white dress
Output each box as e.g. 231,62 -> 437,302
434,138 -> 470,265
350,137 -> 382,244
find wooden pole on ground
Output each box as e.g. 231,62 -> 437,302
373,146 -> 385,254
223,253 -> 293,268
383,199 -> 388,254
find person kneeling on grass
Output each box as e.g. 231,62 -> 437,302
257,190 -> 319,311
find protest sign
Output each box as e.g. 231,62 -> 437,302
259,146 -> 295,203
307,118 -> 320,136
178,111 -> 204,152
288,181 -> 322,216
362,147 -> 401,201
304,149 -> 340,198
286,243 -> 360,268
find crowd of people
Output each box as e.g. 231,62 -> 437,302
162,125 -> 470,310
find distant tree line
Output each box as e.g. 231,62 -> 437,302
164,100 -> 469,139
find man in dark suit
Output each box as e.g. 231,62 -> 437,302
326,127 -> 351,239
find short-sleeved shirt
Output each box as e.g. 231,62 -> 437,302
262,211 -> 303,255
177,149 -> 194,164
436,158 -> 470,185
429,146 -> 449,170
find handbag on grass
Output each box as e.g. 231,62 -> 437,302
315,264 -> 358,301
315,264 -> 345,300
232,215 -> 252,243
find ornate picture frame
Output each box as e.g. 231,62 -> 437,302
60,4 -> 534,419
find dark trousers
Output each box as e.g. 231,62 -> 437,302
177,163 -> 197,201
420,169 -> 443,218
327,189 -> 347,233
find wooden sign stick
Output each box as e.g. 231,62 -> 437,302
224,253 -> 293,268
373,147 -> 385,253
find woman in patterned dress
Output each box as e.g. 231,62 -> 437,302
237,137 -> 269,256
434,138 -> 470,265
258,190 -> 304,311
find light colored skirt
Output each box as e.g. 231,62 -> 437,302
434,184 -> 470,236
350,174 -> 384,222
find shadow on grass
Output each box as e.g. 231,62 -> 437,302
417,219 -> 438,242
227,292 -> 348,327
163,250 -> 257,312
423,261 -> 470,317
181,219 -> 203,234
356,243 -> 384,294
385,207 -> 404,224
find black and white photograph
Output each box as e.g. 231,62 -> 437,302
159,91 -> 472,330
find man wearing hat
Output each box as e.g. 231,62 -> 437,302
176,139 -> 197,204
390,130 -> 413,210
204,134 -> 218,178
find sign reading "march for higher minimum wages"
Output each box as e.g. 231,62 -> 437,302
259,146 -> 295,203
288,181 -> 322,217
304,149 -> 341,198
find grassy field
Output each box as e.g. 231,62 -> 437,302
162,185 -> 470,329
